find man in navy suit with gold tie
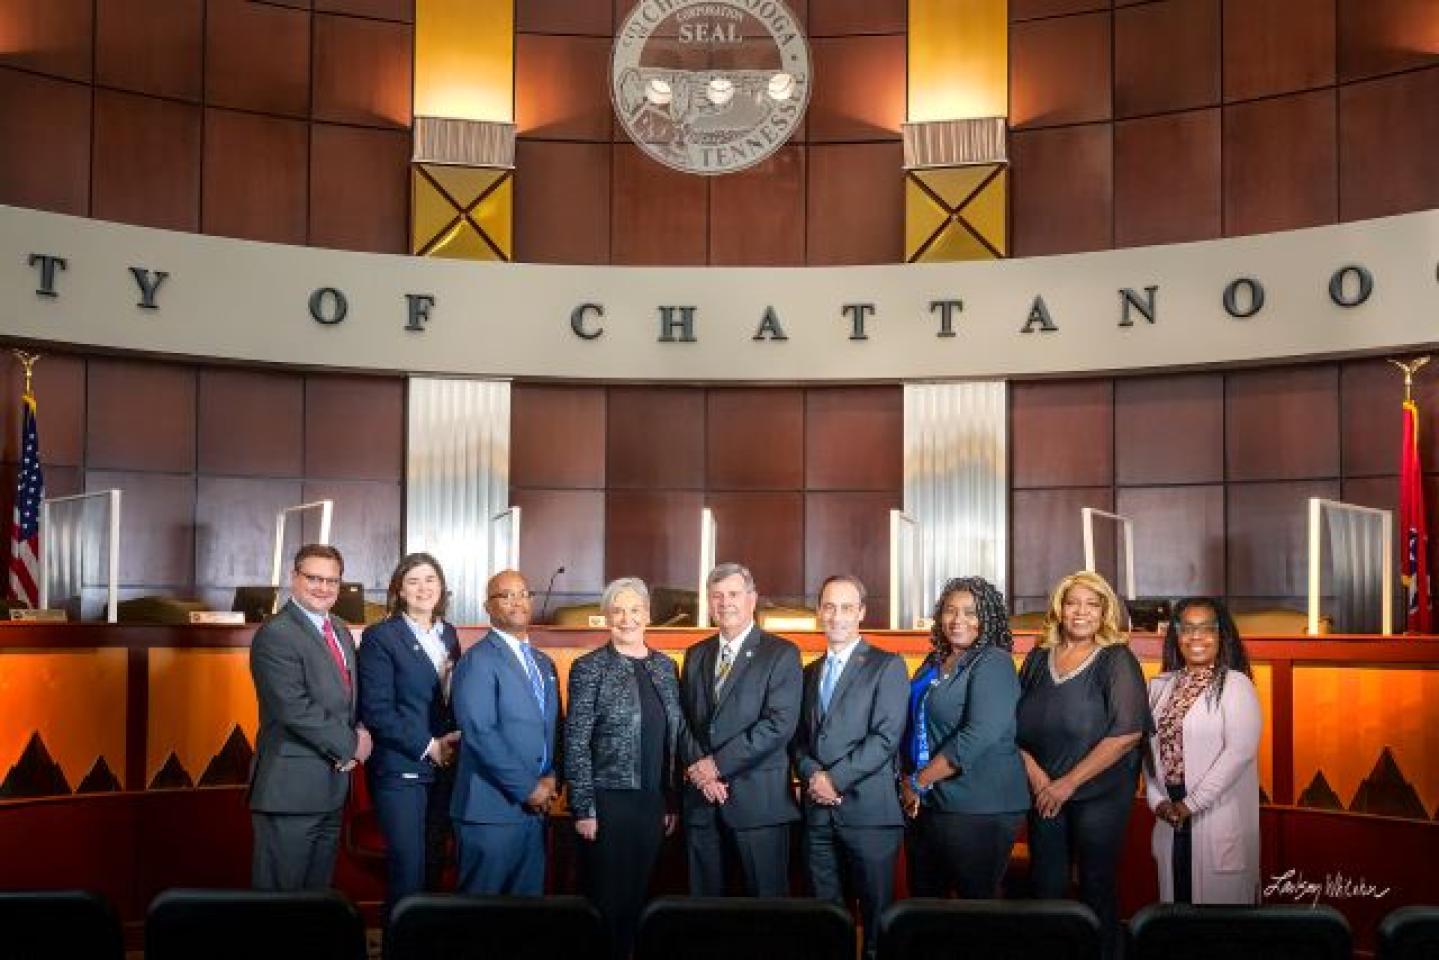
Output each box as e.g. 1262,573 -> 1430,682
790,575 -> 908,960
450,569 -> 562,894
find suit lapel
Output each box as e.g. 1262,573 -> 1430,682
398,617 -> 445,679
693,637 -> 720,718
713,629 -> 758,712
805,658 -> 825,732
487,631 -> 546,721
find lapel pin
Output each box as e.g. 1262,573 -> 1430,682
745,651 -> 753,658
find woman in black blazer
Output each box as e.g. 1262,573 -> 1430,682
564,577 -> 683,960
356,552 -> 461,917
901,575 -> 1028,898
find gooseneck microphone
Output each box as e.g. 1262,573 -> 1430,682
538,565 -> 565,624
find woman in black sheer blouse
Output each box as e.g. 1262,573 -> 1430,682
1016,571 -> 1151,960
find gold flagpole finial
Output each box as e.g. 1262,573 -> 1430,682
1389,356 -> 1430,403
10,350 -> 41,397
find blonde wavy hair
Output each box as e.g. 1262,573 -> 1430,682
1039,570 -> 1128,649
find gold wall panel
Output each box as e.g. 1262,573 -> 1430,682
908,0 -> 1008,123
414,0 -> 514,123
147,648 -> 257,788
0,650 -> 127,792
1293,665 -> 1439,818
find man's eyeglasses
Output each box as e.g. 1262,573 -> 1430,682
489,590 -> 536,602
1177,621 -> 1219,637
297,572 -> 342,588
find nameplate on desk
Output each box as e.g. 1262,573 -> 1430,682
764,616 -> 818,631
189,610 -> 246,625
9,608 -> 67,622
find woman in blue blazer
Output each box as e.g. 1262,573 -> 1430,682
357,552 -> 461,916
901,575 -> 1028,898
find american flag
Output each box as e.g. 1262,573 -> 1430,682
8,390 -> 44,608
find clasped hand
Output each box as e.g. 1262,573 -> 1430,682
337,726 -> 374,772
1154,799 -> 1192,827
687,756 -> 729,804
1033,776 -> 1076,818
525,774 -> 558,814
807,771 -> 841,806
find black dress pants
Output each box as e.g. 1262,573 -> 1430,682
582,788 -> 666,960
910,808 -> 1022,899
1027,787 -> 1134,960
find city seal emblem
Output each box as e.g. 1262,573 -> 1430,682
612,0 -> 811,176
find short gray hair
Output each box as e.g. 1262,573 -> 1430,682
706,562 -> 756,593
601,576 -> 650,614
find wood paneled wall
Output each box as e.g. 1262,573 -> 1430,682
1010,0 -> 1439,254
510,383 -> 903,626
1009,356 -> 1431,615
0,0 -> 413,252
3,0 -> 1436,262
514,0 -> 907,265
0,350 -> 404,610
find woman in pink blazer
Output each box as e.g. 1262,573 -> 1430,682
1144,597 -> 1262,903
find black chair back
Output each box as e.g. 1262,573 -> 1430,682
145,889 -> 366,960
387,894 -> 605,960
878,898 -> 1100,960
1128,903 -> 1351,960
0,890 -> 123,960
1378,906 -> 1439,960
636,896 -> 854,960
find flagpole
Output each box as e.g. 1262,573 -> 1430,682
1389,356 -> 1429,402
8,350 -> 43,611
1392,356 -> 1431,634
11,351 -> 40,397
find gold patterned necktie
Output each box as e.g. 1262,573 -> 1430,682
713,642 -> 735,696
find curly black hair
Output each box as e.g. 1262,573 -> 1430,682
929,576 -> 1013,660
1161,596 -> 1252,704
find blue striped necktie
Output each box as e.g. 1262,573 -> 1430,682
819,654 -> 839,714
520,641 -> 545,711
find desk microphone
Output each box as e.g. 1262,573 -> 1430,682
538,566 -> 565,623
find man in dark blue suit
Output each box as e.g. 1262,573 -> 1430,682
450,569 -> 562,895
790,575 -> 908,960
357,553 -> 461,916
679,562 -> 802,896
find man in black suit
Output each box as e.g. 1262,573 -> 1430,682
790,575 -> 908,960
679,562 -> 802,896
249,543 -> 372,890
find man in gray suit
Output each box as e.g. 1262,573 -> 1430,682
249,543 -> 372,890
790,575 -> 908,960
680,562 -> 802,896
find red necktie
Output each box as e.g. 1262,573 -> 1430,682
322,618 -> 352,693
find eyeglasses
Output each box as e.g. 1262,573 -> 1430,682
1177,621 -> 1219,637
297,572 -> 342,588
489,590 -> 536,602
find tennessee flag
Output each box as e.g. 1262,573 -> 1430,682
1399,399 -> 1430,633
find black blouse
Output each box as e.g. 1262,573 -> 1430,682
635,654 -> 666,793
1016,643 -> 1151,803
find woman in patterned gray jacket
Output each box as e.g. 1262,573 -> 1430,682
564,576 -> 683,960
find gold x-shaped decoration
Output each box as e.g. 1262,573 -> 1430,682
905,163 -> 1007,262
411,162 -> 513,261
